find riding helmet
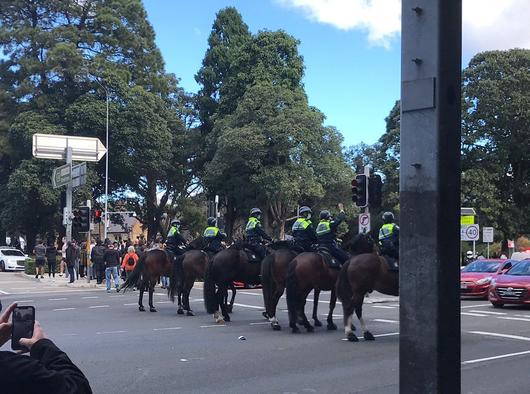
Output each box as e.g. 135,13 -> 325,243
171,219 -> 181,226
382,212 -> 394,223
320,210 -> 331,220
207,217 -> 217,226
250,208 -> 262,217
298,206 -> 312,217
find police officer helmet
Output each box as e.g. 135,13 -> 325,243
320,210 -> 331,220
299,206 -> 312,217
171,219 -> 180,226
250,208 -> 262,217
466,251 -> 473,258
382,212 -> 394,223
207,217 -> 217,226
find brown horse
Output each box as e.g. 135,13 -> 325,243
121,249 -> 172,312
204,245 -> 261,323
336,253 -> 398,342
286,234 -> 376,333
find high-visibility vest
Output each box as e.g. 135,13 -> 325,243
246,217 -> 260,231
292,218 -> 311,232
203,226 -> 219,238
379,223 -> 395,240
316,220 -> 331,236
168,226 -> 180,237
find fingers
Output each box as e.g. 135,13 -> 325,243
0,302 -> 17,323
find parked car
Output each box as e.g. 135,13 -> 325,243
0,247 -> 28,271
460,259 -> 513,299
488,259 -> 530,307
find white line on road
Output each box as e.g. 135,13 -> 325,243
498,316 -> 530,322
461,303 -> 490,309
462,349 -> 530,365
153,327 -> 182,331
155,301 -> 171,304
53,308 -> 76,311
13,300 -> 33,303
371,305 -> 396,309
373,319 -> 399,324
200,324 -> 226,328
63,333 -> 78,336
515,314 -> 530,318
88,305 -> 110,309
249,322 -> 270,325
461,312 -> 488,317
123,303 -> 137,306
469,310 -> 506,315
374,332 -> 399,338
96,330 -> 127,335
82,296 -> 99,299
232,302 -> 264,310
239,291 -> 261,296
48,298 -> 68,301
0,290 -> 9,294
468,331 -> 530,342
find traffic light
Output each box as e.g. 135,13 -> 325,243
369,174 -> 383,208
351,178 -> 358,203
94,209 -> 102,224
355,174 -> 368,208
78,206 -> 90,232
72,209 -> 82,231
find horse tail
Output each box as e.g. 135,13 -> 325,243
336,260 -> 352,303
285,258 -> 299,326
168,254 -> 184,302
121,253 -> 145,292
261,253 -> 276,317
203,258 -> 218,314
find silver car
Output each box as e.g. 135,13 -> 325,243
0,248 -> 27,271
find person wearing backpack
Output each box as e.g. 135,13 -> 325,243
120,246 -> 139,282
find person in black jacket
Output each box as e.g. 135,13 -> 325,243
0,302 -> 92,394
90,240 -> 106,284
65,242 -> 77,284
104,243 -> 121,293
45,240 -> 57,278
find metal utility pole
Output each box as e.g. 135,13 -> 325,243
65,147 -> 73,242
400,1 -> 462,393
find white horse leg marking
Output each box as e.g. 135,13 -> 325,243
345,315 -> 353,335
269,316 -> 278,324
359,316 -> 367,333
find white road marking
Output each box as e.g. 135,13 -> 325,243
250,322 -> 270,325
97,330 -> 127,335
515,314 -> 530,318
374,332 -> 400,338
13,299 -> 33,303
468,331 -> 530,342
63,333 -> 78,336
498,316 -> 530,323
373,319 -> 399,324
200,324 -> 226,328
48,297 -> 68,301
460,303 -> 490,309
232,302 -> 264,310
53,307 -> 76,311
469,310 -> 506,315
123,303 -> 137,306
0,290 -> 9,294
239,291 -> 261,296
82,296 -> 98,299
371,305 -> 396,309
461,312 -> 488,317
155,301 -> 171,304
89,305 -> 110,309
462,349 -> 530,365
153,327 -> 182,331
11,287 -> 39,290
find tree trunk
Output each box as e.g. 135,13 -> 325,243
146,176 -> 158,241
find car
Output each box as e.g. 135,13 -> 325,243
0,247 -> 28,271
488,259 -> 530,307
460,259 -> 513,299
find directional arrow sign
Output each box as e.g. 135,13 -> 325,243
33,134 -> 107,162
52,163 -> 72,188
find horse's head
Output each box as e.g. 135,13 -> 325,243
348,233 -> 376,255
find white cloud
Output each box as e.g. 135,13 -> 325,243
278,0 -> 530,53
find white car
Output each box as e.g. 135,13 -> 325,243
0,247 -> 28,271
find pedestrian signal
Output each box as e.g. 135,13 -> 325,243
94,209 -> 102,224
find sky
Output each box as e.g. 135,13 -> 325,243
142,0 -> 530,147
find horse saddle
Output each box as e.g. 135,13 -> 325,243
383,255 -> 399,271
317,247 -> 341,269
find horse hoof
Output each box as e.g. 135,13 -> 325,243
347,332 -> 359,342
291,326 -> 301,334
224,315 -> 231,322
306,325 -> 314,333
364,331 -> 375,341
272,323 -> 281,331
314,319 -> 322,327
351,324 -> 357,331
262,311 -> 269,319
150,307 -> 157,313
186,311 -> 194,316
215,318 -> 225,324
327,322 -> 337,331
227,307 -> 233,314
177,308 -> 184,315
139,306 -> 145,312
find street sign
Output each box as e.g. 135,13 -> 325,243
460,215 -> 474,225
358,212 -> 371,233
461,224 -> 480,241
71,162 -> 87,189
483,227 -> 494,243
507,240 -> 515,249
32,133 -> 107,162
52,163 -> 72,188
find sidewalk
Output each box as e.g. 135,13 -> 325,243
16,272 -> 105,289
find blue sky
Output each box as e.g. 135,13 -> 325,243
143,0 -> 400,147
142,0 -> 530,147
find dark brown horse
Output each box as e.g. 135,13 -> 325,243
336,253 -> 398,342
286,234 -> 375,333
121,249 -> 172,312
204,245 -> 261,323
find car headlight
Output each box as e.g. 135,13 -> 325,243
476,277 -> 492,285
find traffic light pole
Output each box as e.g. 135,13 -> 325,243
65,147 -> 73,243
364,165 -> 370,224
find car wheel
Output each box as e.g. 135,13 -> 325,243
491,302 -> 504,308
0,261 -> 5,272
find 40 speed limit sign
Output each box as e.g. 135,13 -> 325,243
461,224 -> 480,241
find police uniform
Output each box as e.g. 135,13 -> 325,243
378,223 -> 399,259
245,216 -> 272,260
166,224 -> 186,255
203,226 -> 226,253
292,217 -> 317,252
316,211 -> 349,264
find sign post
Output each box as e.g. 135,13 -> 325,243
483,227 -> 494,258
358,213 -> 371,234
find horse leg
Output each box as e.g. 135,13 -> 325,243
138,283 -> 145,312
268,289 -> 283,331
326,287 -> 338,331
356,302 -> 374,340
184,282 -> 194,316
218,285 -> 230,322
300,290 -> 314,333
149,283 -> 157,312
177,290 -> 184,315
227,283 -> 236,313
312,289 -> 322,327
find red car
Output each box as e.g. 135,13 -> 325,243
489,259 -> 530,307
460,259 -> 513,299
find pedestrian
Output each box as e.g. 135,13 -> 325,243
120,246 -> 139,284
65,241 -> 76,284
0,302 -> 93,393
74,240 -> 81,280
45,239 -> 57,278
90,240 -> 106,284
33,239 -> 46,279
104,242 -> 121,293
79,242 -> 87,278
60,238 -> 68,278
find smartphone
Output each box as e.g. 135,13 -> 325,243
11,306 -> 35,351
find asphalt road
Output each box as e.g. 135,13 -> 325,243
1,272 -> 530,393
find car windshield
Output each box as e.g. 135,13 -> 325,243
463,260 -> 500,273
506,261 -> 530,276
1,249 -> 25,256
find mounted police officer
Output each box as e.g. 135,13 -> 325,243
245,208 -> 272,261
292,206 -> 317,252
166,219 -> 186,256
378,212 -> 399,260
315,203 -> 349,266
203,217 -> 226,253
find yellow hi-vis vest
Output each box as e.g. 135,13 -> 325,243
203,226 -> 219,238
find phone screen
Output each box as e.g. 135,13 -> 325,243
11,306 -> 35,351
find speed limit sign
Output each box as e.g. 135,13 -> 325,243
461,224 -> 479,241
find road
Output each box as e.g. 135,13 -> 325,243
1,272 -> 529,393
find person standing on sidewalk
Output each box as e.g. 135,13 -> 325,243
65,241 -> 76,283
45,239 -> 57,278
60,238 -> 68,278
33,240 -> 46,279
90,240 -> 106,284
120,246 -> 139,286
104,242 -> 121,293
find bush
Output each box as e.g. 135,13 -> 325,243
24,259 -> 36,275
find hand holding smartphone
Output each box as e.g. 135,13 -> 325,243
11,306 -> 35,351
